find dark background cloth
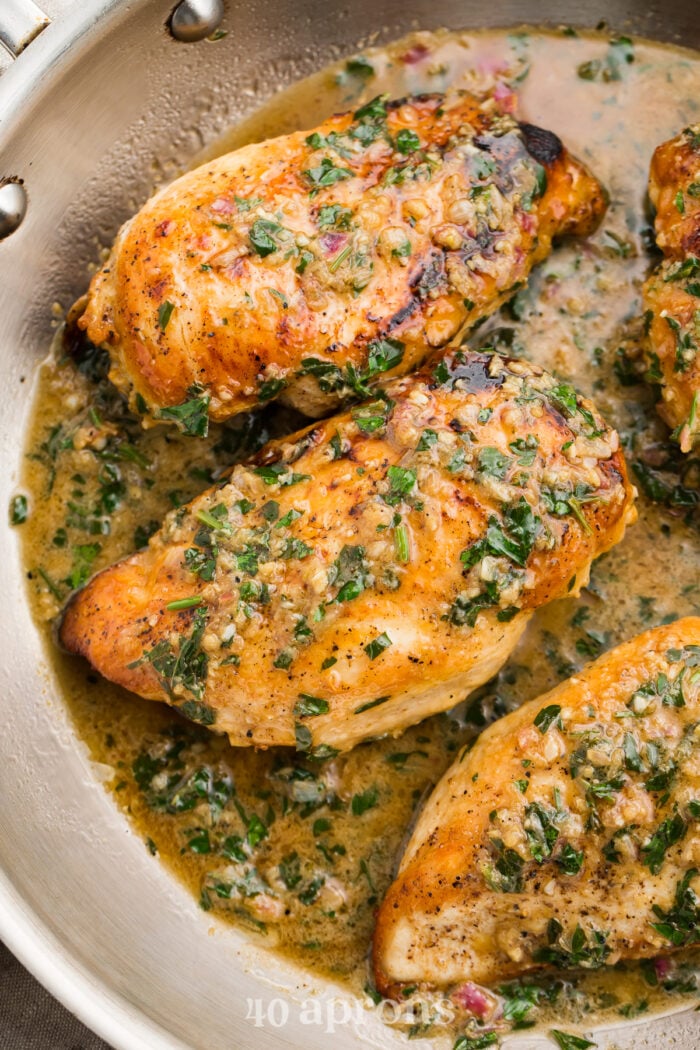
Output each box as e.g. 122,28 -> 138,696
0,941 -> 111,1050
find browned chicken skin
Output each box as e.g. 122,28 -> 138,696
78,92 -> 605,426
60,346 -> 634,754
644,124 -> 700,451
373,619 -> 700,996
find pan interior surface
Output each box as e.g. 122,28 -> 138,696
1,2 -> 700,1048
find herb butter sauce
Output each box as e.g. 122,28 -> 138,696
15,25 -> 700,1044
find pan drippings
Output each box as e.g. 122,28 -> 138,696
17,25 -> 700,1041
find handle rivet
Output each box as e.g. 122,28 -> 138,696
0,180 -> 27,241
169,0 -> 224,43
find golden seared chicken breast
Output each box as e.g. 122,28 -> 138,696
77,92 -> 605,427
373,619 -> 700,996
644,124 -> 700,451
60,346 -> 634,753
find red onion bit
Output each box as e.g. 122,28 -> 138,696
319,232 -> 347,255
493,80 -> 518,114
210,197 -> 235,215
654,957 -> 673,981
401,43 -> 430,65
451,981 -> 494,1019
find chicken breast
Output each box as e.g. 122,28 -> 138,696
373,618 -> 700,996
643,124 -> 700,452
59,346 -> 634,753
77,92 -> 605,426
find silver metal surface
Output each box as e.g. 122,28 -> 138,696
0,0 -> 50,58
0,179 -> 27,239
169,0 -> 224,43
0,1 -> 699,1049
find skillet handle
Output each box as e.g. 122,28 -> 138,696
0,0 -> 50,59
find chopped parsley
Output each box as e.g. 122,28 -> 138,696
345,55 -> 375,80
395,128 -> 420,154
533,920 -> 610,969
524,801 -> 560,862
159,384 -> 211,438
453,1035 -> 499,1049
651,869 -> 700,946
9,494 -> 28,525
303,157 -> 353,192
318,203 -> 353,230
641,812 -> 687,874
384,465 -> 417,505
351,786 -> 379,815
280,537 -> 314,560
354,696 -> 390,715
577,35 -> 634,82
258,377 -> 287,401
157,300 -> 175,331
249,218 -> 287,257
534,705 -> 562,734
294,694 -> 329,718
253,463 -> 311,487
461,498 -> 542,570
166,596 -> 203,611
131,607 -> 209,704
557,842 -> 584,876
352,398 -> 393,435
67,542 -> 101,590
477,446 -> 511,479
329,544 -> 371,602
364,632 -> 392,660
483,839 -> 524,893
278,852 -> 302,889
550,1032 -> 596,1050
298,338 -> 403,399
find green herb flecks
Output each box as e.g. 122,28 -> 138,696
294,694 -> 330,718
318,203 -> 353,230
447,581 -> 500,629
303,157 -> 353,193
258,376 -> 287,401
534,705 -> 562,734
524,801 -> 560,862
354,695 -> 390,715
364,632 -> 392,660
384,465 -> 416,506
533,920 -> 610,969
249,218 -> 289,257
166,596 -> 203,612
453,1035 -> 499,1050
329,544 -> 372,603
299,338 -> 403,400
351,786 -> 379,816
651,869 -> 700,946
483,838 -> 524,894
641,812 -> 687,874
395,128 -> 420,154
557,842 -> 584,876
577,35 -> 634,82
132,607 -> 210,706
157,300 -> 175,331
541,481 -> 598,535
9,494 -> 28,525
253,463 -> 311,488
344,56 -> 375,80
461,498 -> 542,571
550,1032 -> 596,1050
159,384 -> 211,437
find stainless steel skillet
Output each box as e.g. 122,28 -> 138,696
1,1 -> 699,1047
